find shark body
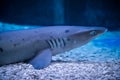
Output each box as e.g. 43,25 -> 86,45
0,26 -> 107,69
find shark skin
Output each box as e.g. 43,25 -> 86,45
0,26 -> 107,69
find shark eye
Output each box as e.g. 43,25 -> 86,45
90,31 -> 97,36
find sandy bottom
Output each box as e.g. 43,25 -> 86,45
0,62 -> 120,80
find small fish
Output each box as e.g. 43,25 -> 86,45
0,26 -> 107,69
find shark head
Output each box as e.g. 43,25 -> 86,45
49,26 -> 107,55
58,26 -> 107,52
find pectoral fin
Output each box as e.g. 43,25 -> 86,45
29,49 -> 52,69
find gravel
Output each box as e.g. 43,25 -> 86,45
0,62 -> 120,80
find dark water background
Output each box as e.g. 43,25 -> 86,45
0,0 -> 120,31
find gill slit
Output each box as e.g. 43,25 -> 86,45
47,38 -> 67,49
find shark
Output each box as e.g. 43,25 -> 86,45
0,26 -> 107,69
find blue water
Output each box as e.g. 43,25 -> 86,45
93,38 -> 120,48
0,22 -> 39,32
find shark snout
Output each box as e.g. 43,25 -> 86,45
95,27 -> 107,35
76,27 -> 107,35
68,26 -> 107,39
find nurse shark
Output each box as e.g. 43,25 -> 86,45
0,26 -> 107,69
